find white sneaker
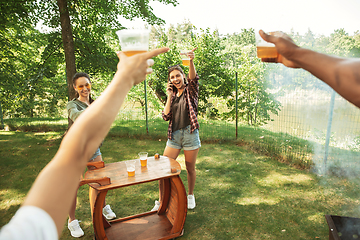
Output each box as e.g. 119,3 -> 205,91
187,195 -> 196,209
151,200 -> 160,211
68,219 -> 84,238
103,204 -> 116,220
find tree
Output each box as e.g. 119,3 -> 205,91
327,28 -> 360,57
148,25 -> 233,117
148,28 -> 182,104
191,28 -> 233,115
221,29 -> 281,125
1,0 -> 179,117
36,0 -> 178,100
221,28 -> 255,69
0,0 -> 65,117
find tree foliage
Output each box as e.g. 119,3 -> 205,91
221,29 -> 281,125
1,2 -> 360,126
148,25 -> 233,118
1,0 -> 178,117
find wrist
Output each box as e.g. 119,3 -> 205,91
113,71 -> 134,91
290,47 -> 312,68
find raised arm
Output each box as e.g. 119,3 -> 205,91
22,47 -> 169,235
188,47 -> 197,80
260,30 -> 360,107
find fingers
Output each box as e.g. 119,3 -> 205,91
147,59 -> 154,67
179,47 -> 197,55
117,47 -> 169,60
116,51 -> 125,60
144,47 -> 170,59
116,48 -> 167,76
259,30 -> 276,44
261,58 -> 278,63
146,59 -> 154,74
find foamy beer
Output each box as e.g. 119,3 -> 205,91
180,50 -> 191,66
116,29 -> 150,56
255,30 -> 278,59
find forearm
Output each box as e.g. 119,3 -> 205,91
188,59 -> 196,80
292,48 -> 360,107
163,95 -> 172,115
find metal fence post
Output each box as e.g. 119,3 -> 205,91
324,90 -> 336,173
144,79 -> 149,134
0,101 -> 4,129
235,72 -> 238,139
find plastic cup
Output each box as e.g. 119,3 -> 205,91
138,152 -> 148,167
125,160 -> 136,177
255,30 -> 278,59
180,50 -> 191,66
116,29 -> 150,57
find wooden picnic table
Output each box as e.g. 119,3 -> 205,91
83,155 -> 187,240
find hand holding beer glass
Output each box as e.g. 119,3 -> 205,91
116,29 -> 150,57
180,48 -> 197,66
255,30 -> 278,59
180,50 -> 191,66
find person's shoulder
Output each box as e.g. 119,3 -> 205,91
0,206 -> 57,240
66,98 -> 79,108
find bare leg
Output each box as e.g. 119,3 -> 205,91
184,148 -> 199,195
68,191 -> 78,222
88,155 -> 106,208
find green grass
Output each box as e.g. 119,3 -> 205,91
1,118 -> 360,239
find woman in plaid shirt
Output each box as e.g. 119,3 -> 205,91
152,48 -> 201,210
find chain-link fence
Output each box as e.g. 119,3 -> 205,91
262,66 -> 360,176
114,66 -> 360,176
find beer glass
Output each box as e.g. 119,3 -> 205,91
255,30 -> 278,59
116,29 -> 150,56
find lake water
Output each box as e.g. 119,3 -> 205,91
264,96 -> 360,146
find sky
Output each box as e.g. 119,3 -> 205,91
119,0 -> 360,36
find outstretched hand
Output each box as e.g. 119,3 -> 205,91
259,30 -> 300,68
116,47 -> 170,86
180,47 -> 198,61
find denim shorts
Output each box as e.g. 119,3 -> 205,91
167,125 -> 201,151
89,148 -> 101,161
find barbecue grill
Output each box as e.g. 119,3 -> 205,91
325,215 -> 360,240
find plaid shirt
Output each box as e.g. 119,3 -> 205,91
162,74 -> 200,139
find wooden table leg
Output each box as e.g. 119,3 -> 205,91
89,187 -> 110,240
158,175 -> 187,237
169,176 -> 187,235
158,179 -> 170,214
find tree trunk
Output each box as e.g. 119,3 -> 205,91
57,0 -> 76,102
148,83 -> 167,105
